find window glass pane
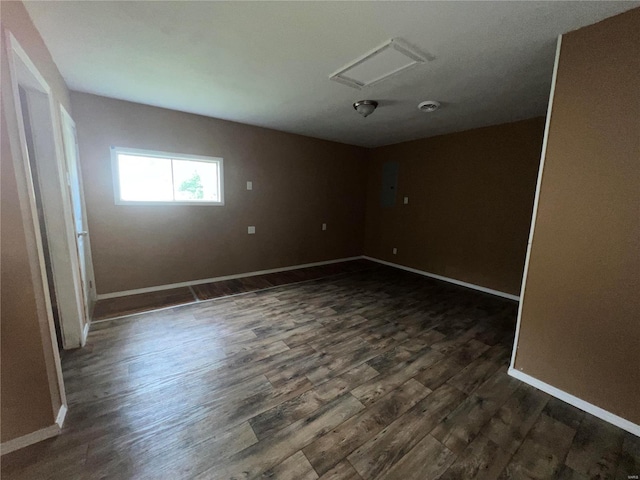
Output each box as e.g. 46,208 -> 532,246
172,159 -> 219,202
118,154 -> 173,201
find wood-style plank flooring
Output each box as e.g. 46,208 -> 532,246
92,259 -> 374,320
2,266 -> 638,479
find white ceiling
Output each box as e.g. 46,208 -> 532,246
24,1 -> 637,147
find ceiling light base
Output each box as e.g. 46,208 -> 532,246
353,100 -> 378,118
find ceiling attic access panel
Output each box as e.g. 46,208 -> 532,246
330,38 -> 431,89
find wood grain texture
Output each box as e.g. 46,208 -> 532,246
431,367 -> 519,455
348,383 -> 467,479
1,266 -> 634,479
377,434 -> 455,480
438,433 -> 512,480
261,451 -> 319,480
317,460 -> 363,480
483,384 -> 549,454
304,379 -> 430,475
498,412 -> 577,479
564,415 -> 625,479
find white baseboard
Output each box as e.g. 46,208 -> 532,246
363,256 -> 520,301
96,256 -> 364,300
508,368 -> 640,437
80,322 -> 90,347
0,404 -> 66,455
55,404 -> 67,428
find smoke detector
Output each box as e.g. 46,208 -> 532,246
418,100 -> 441,113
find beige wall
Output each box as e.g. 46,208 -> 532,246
514,9 -> 640,424
70,92 -> 368,294
1,1 -> 68,443
364,118 -> 545,296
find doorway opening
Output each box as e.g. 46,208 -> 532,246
17,85 -> 64,347
6,31 -> 92,351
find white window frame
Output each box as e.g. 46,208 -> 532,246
111,146 -> 225,206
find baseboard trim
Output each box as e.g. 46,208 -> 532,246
0,404 -> 66,455
363,256 -> 520,301
55,404 -> 67,428
80,322 -> 90,347
95,256 -> 363,300
508,368 -> 640,437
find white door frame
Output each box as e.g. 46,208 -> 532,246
2,31 -> 68,451
5,30 -> 87,350
59,104 -> 96,335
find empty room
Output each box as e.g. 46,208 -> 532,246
1,1 -> 638,479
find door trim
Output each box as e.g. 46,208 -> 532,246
59,104 -> 97,318
3,30 -> 67,441
7,31 -> 86,350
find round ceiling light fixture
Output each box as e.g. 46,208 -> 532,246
353,100 -> 378,118
418,100 -> 441,113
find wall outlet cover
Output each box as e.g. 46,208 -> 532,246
322,223 -> 327,231
404,196 -> 409,204
392,248 -> 398,254
248,226 -> 256,234
247,181 -> 253,190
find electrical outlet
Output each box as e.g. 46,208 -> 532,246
247,181 -> 253,190
248,226 -> 256,234
404,196 -> 409,204
322,223 -> 327,231
392,247 -> 398,255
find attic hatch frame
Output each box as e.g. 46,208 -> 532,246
329,38 -> 432,90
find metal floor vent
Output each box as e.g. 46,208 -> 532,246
329,38 -> 431,90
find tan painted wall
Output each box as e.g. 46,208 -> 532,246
364,118 -> 545,296
514,9 -> 640,424
1,1 -> 69,443
70,93 -> 368,294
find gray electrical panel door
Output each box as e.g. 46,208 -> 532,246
380,161 -> 399,207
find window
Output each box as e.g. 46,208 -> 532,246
111,147 -> 224,205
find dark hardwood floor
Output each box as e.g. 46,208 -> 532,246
2,266 -> 637,479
